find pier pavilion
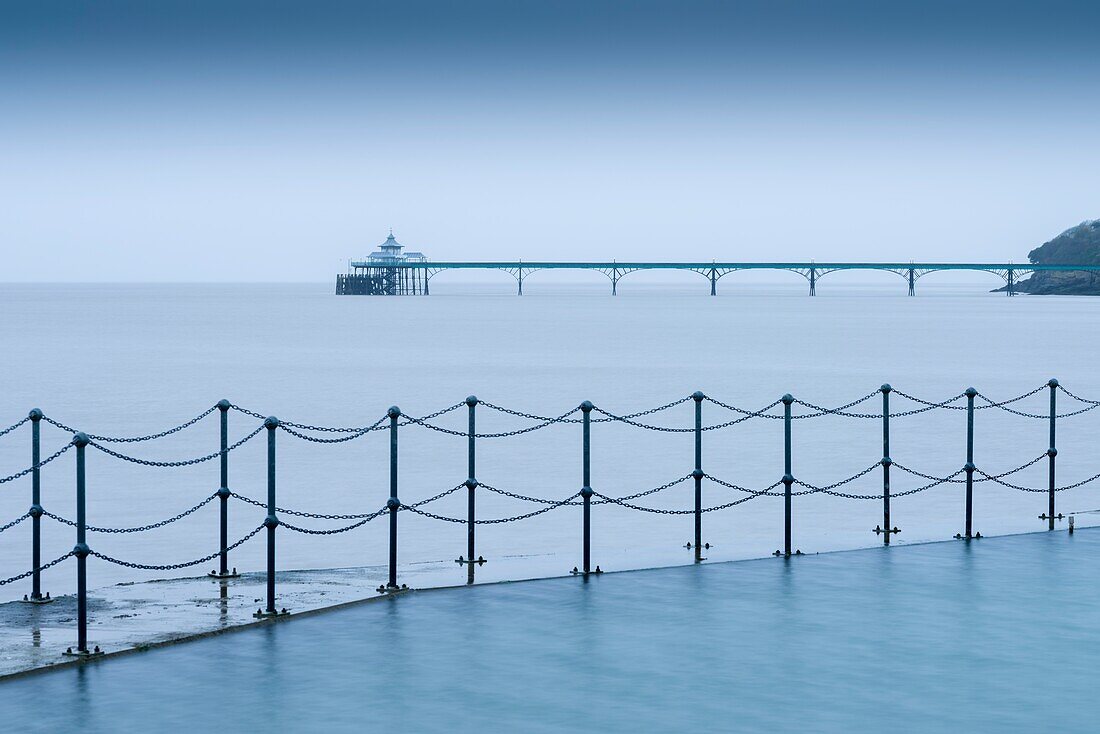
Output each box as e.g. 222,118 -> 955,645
335,231 -> 429,295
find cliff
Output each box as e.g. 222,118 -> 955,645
1011,220 -> 1100,295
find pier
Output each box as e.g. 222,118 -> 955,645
334,235 -> 1100,296
2,380 -> 1099,671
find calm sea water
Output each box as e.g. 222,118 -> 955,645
1,278 -> 1099,598
3,528 -> 1096,732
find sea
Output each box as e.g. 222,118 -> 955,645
1,276 -> 1099,597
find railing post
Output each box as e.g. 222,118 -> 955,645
386,406 -> 402,590
956,388 -> 979,540
775,394 -> 797,557
690,392 -> 705,561
211,400 -> 237,578
460,395 -> 482,566
1042,379 -> 1061,529
255,416 -> 284,617
874,385 -> 900,543
26,409 -> 50,603
64,432 -> 99,656
574,401 -> 597,575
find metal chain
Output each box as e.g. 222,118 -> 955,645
0,442 -> 74,484
90,525 -> 264,571
704,473 -> 783,497
890,390 -> 967,412
42,406 -> 218,443
0,552 -> 73,586
790,391 -> 882,419
477,475 -> 692,506
281,511 -> 386,535
43,494 -> 218,533
702,396 -> 785,420
891,462 -> 968,484
891,470 -> 967,497
0,415 -> 30,440
595,474 -> 694,503
88,424 -> 265,467
0,512 -> 30,533
479,483 -> 581,505
793,462 -> 883,498
280,416 -> 388,444
233,402 -> 464,434
591,489 -> 763,514
228,404 -> 268,421
590,403 -> 776,432
403,492 -> 582,524
975,467 -> 1100,493
1058,385 -> 1100,406
404,405 -> 585,437
976,392 -> 1098,419
974,453 -> 1047,481
402,483 -> 466,509
479,398 -> 687,425
230,492 -> 384,520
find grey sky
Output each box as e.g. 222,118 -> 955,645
2,1 -> 1099,281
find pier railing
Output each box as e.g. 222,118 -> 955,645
1,379 -> 1099,657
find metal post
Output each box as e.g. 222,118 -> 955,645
387,406 -> 401,589
27,409 -> 48,602
464,396 -> 480,564
577,401 -> 595,575
776,394 -> 796,557
908,268 -> 915,296
874,385 -> 899,543
72,433 -> 92,654
809,267 -> 816,296
692,392 -> 705,561
1044,379 -> 1060,529
518,267 -> 524,296
612,267 -> 619,296
211,400 -> 236,578
957,388 -> 978,539
1007,269 -> 1015,297
255,416 -> 283,617
710,267 -> 717,296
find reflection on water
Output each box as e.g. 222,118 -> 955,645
3,529 -> 1097,732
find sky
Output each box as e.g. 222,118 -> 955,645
2,0 -> 1099,282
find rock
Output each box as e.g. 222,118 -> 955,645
1006,220 -> 1100,295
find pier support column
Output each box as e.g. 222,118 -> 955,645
710,268 -> 717,296
612,267 -> 619,296
1007,269 -> 1015,297
809,267 -> 816,296
518,267 -> 524,296
908,268 -> 916,296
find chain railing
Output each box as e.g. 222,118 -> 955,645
3,380 -> 1100,655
